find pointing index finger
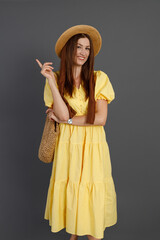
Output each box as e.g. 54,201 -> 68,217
36,59 -> 43,69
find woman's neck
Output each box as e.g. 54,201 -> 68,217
72,65 -> 82,81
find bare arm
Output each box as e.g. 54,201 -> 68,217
95,99 -> 108,125
65,111 -> 105,126
48,77 -> 69,121
35,59 -> 69,121
69,99 -> 108,126
49,99 -> 108,126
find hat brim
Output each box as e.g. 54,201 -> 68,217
55,24 -> 102,58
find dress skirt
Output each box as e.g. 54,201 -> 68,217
44,124 -> 117,239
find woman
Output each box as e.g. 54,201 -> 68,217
36,24 -> 117,240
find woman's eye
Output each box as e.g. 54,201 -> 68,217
77,46 -> 90,50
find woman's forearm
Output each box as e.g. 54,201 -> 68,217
48,78 -> 69,121
62,112 -> 105,126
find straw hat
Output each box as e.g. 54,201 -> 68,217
55,24 -> 102,58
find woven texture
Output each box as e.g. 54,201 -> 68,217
55,24 -> 102,58
38,114 -> 60,163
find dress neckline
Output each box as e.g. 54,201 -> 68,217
75,83 -> 81,90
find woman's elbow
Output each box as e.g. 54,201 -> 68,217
61,112 -> 70,121
96,112 -> 107,126
53,107 -> 69,121
57,113 -> 68,121
101,120 -> 106,126
63,115 -> 69,121
101,116 -> 107,126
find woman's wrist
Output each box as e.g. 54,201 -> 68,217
48,77 -> 56,85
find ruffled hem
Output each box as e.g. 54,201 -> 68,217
44,177 -> 117,239
96,93 -> 112,104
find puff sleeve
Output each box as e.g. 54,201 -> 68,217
95,70 -> 115,104
43,72 -> 59,107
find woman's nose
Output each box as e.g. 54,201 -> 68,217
80,48 -> 86,56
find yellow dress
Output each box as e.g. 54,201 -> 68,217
43,70 -> 117,239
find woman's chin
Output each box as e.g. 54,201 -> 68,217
73,62 -> 85,67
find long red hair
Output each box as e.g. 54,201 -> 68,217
56,33 -> 96,124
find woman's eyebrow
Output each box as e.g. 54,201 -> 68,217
77,43 -> 90,47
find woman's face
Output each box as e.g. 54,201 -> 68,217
73,37 -> 90,66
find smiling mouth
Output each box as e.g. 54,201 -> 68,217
78,56 -> 85,60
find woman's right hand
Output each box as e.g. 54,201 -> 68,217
36,59 -> 56,82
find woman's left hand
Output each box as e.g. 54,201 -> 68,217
46,108 -> 66,123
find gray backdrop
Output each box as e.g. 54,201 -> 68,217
0,0 -> 159,240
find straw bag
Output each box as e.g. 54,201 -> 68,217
38,114 -> 60,163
